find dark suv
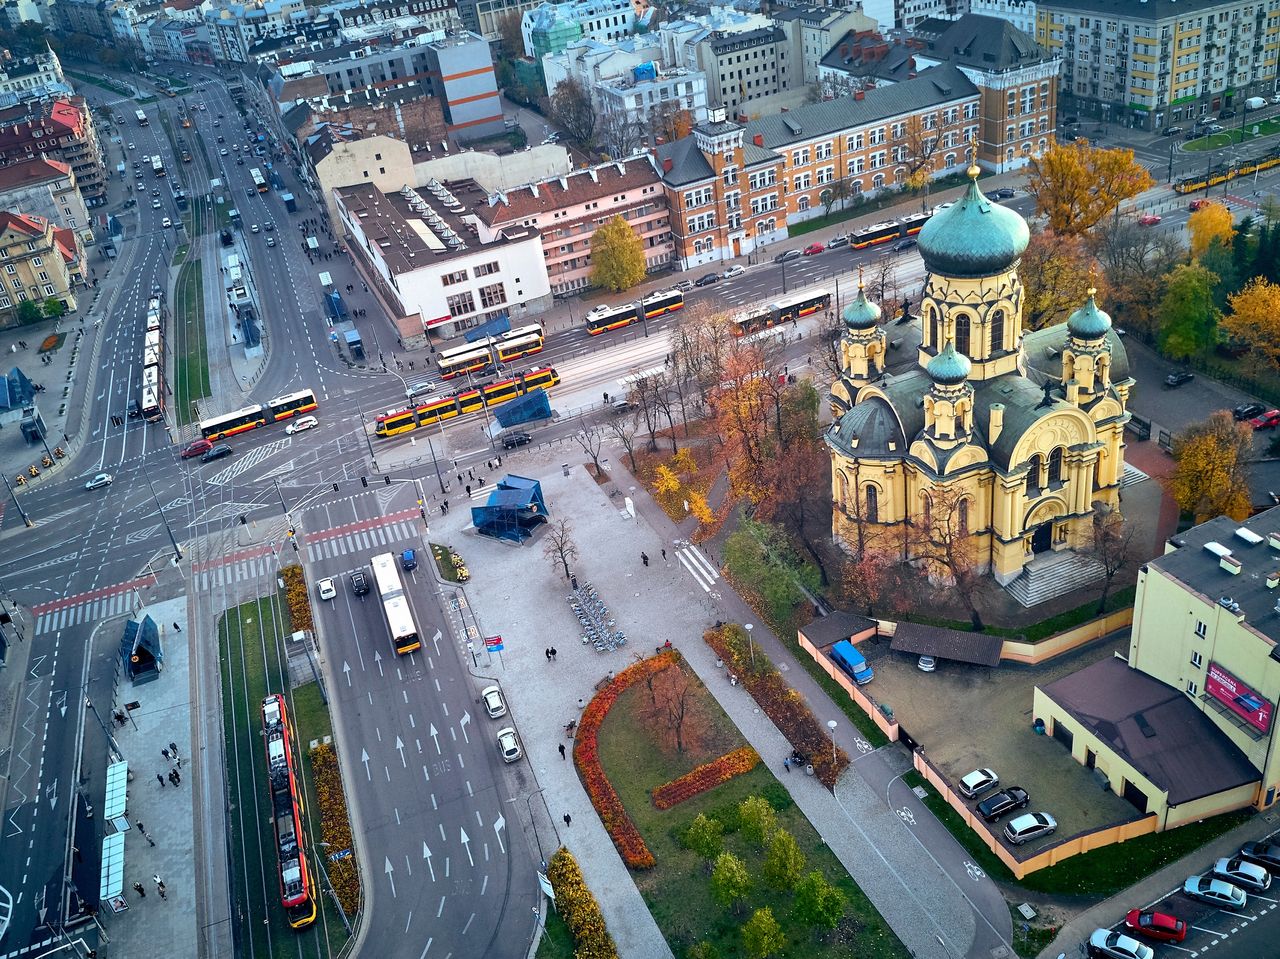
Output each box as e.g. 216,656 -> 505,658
502,431 -> 532,450
201,444 -> 233,463
350,569 -> 370,596
977,786 -> 1030,823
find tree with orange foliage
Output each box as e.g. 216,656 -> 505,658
1018,229 -> 1106,330
1222,276 -> 1280,373
1187,202 -> 1236,260
1026,139 -> 1154,236
1171,411 -> 1254,523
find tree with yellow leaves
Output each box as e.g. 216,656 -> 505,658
1187,202 -> 1236,260
1026,139 -> 1154,236
1018,229 -> 1107,330
1170,411 -> 1254,522
1222,277 -> 1280,373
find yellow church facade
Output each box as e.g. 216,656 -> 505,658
825,166 -> 1135,586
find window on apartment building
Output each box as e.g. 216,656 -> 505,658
15,290 -> 26,302
849,157 -> 865,175
891,122 -> 905,140
688,212 -> 716,233
684,187 -> 712,209
1186,680 -> 1198,697
3,265 -> 12,276
964,104 -> 979,120
793,172 -> 812,191
724,191 -> 741,210
0,249 -> 8,259
25,242 -> 35,252
42,284 -> 54,296
869,127 -> 885,145
446,291 -> 477,316
749,195 -> 777,216
797,196 -> 810,212
815,141 -> 833,160
0,297 -> 8,309
755,217 -> 776,236
722,165 -> 738,186
891,146 -> 907,163
442,270 -> 467,286
37,271 -> 47,282
816,166 -> 834,184
1190,651 -> 1203,669
474,261 -> 500,277
872,173 -> 885,189
791,148 -> 811,165
479,283 -> 506,309
847,133 -> 864,151
1194,620 -> 1207,638
870,152 -> 886,169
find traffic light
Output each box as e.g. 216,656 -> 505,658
239,515 -> 246,525
384,475 -> 391,486
332,482 -> 339,492
361,476 -> 368,488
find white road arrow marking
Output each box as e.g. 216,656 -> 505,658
395,736 -> 406,768
342,662 -> 351,687
374,650 -> 384,677
459,827 -> 473,867
360,749 -> 371,780
384,857 -> 397,897
429,723 -> 441,754
459,712 -> 470,744
46,779 -> 58,811
56,692 -> 67,718
493,814 -> 506,855
423,842 -> 435,881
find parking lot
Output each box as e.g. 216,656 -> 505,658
861,633 -> 1140,851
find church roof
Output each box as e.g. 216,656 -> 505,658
1023,326 -> 1131,384
970,376 -> 1069,467
927,341 -> 971,385
1067,291 -> 1113,340
843,283 -> 881,329
827,394 -> 906,459
917,167 -> 1029,278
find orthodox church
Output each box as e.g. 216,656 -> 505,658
825,162 -> 1134,586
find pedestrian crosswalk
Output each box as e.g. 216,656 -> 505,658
302,518 -> 419,561
32,577 -> 154,635
675,542 -> 721,596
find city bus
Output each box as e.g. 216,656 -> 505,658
641,288 -> 684,320
375,366 -> 559,437
437,325 -> 545,378
151,155 -> 165,177
250,168 -> 267,193
135,109 -> 148,126
370,553 -> 421,654
850,211 -> 934,250
585,302 -> 640,336
198,389 -> 318,439
261,695 -> 318,930
494,323 -> 545,363
729,289 -> 832,336
267,389 -> 319,421
140,385 -> 164,423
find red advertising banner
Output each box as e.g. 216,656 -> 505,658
1206,662 -> 1273,733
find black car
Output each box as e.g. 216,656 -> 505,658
1220,109 -> 1237,119
1239,841 -> 1280,872
502,431 -> 532,450
1233,402 -> 1267,421
694,272 -> 721,287
774,249 -> 802,263
1162,126 -> 1184,136
1164,370 -> 1195,388
201,444 -> 233,463
976,786 -> 1030,823
126,399 -> 141,419
892,238 -> 917,252
350,568 -> 370,596
994,187 -> 1016,199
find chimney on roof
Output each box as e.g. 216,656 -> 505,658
662,156 -> 673,172
753,133 -> 763,147
854,90 -> 865,100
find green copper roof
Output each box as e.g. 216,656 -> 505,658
843,283 -> 882,329
927,341 -> 971,385
1067,290 -> 1112,340
918,169 -> 1030,278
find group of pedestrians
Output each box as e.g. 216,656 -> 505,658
156,741 -> 183,788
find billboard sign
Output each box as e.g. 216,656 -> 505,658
1206,661 -> 1273,733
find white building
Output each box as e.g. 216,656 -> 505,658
967,0 -> 1035,35
521,0 -> 635,60
334,179 -> 553,343
660,8 -> 796,114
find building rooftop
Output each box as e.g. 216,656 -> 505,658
0,157 -> 72,192
655,130 -> 780,186
1033,0 -> 1227,17
336,179 -> 538,275
912,13 -> 1053,73
1040,656 -> 1259,806
819,30 -> 922,85
888,622 -> 1004,667
1153,507 -> 1280,648
474,156 -> 660,225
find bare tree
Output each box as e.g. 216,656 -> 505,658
573,419 -> 606,472
597,103 -> 646,160
542,518 -> 579,580
650,665 -> 697,753
901,113 -> 944,196
819,178 -> 850,217
1088,505 -> 1137,614
648,101 -> 694,145
543,77 -> 597,149
912,486 -> 986,630
603,408 -> 642,471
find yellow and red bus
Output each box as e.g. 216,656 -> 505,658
199,389 -> 318,440
375,367 -> 559,437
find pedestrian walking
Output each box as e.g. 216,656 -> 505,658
132,882 -> 146,898
465,485 -> 471,496
558,743 -> 566,759
661,548 -> 667,562
563,813 -> 572,827
641,552 -> 649,567
158,885 -> 167,900
545,648 -> 551,661
172,622 -> 181,632
457,474 -> 463,484
167,770 -> 178,787
162,748 -> 171,762
153,874 -> 164,890
496,456 -> 502,467
550,647 -> 557,660
169,742 -> 179,758
783,756 -> 791,773
157,773 -> 165,788
468,468 -> 474,480
173,756 -> 182,770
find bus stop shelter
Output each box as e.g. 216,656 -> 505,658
471,475 -> 548,544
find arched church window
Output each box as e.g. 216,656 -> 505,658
1048,447 -> 1064,484
838,471 -> 849,510
1026,454 -> 1042,494
921,493 -> 932,529
958,498 -> 969,536
954,312 -> 971,357
865,486 -> 879,524
925,305 -> 939,348
990,310 -> 1005,354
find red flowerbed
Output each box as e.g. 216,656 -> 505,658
651,746 -> 759,810
572,650 -> 681,870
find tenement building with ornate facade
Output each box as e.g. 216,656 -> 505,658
824,162 -> 1135,587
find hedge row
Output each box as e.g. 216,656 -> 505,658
281,563 -> 313,632
651,746 -> 760,810
546,847 -> 618,959
310,743 -> 359,915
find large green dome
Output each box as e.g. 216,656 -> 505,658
927,341 -> 971,385
918,167 -> 1030,279
1067,289 -> 1112,340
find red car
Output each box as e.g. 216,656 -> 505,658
1138,213 -> 1162,226
1250,409 -> 1280,430
181,438 -> 213,459
1123,909 -> 1186,943
803,242 -> 825,255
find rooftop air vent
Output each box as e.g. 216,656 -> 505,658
1236,527 -> 1264,545
1219,596 -> 1235,609
1134,713 -> 1157,739
1204,541 -> 1232,559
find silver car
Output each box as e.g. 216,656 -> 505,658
496,726 -> 522,763
1212,857 -> 1271,891
1183,875 -> 1247,909
1087,929 -> 1153,959
958,767 -> 999,798
1003,812 -> 1057,846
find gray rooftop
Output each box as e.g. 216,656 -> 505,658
1040,656 -> 1259,806
1035,0 -> 1229,19
1153,507 -> 1280,647
655,133 -> 780,187
913,14 -> 1053,73
888,623 -> 1004,667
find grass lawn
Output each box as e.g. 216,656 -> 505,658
1010,903 -> 1060,959
534,909 -> 576,959
430,543 -> 461,582
1183,115 -> 1280,151
903,771 -> 1256,897
597,673 -> 908,958
219,596 -> 351,958
173,259 -> 210,424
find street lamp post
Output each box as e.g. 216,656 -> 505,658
1,471 -> 33,527
827,719 -> 838,765
144,471 -> 183,561
744,622 -> 755,672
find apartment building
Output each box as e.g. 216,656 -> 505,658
770,2 -> 878,87
748,65 -> 980,223
655,113 -> 788,269
330,0 -> 461,36
457,0 -> 540,40
336,179 -> 552,343
0,99 -> 106,206
969,0 -> 1036,35
818,30 -> 926,96
304,126 -> 416,223
0,211 -> 81,323
521,0 -> 635,62
0,158 -> 92,246
1036,0 -> 1280,131
473,156 -> 671,294
0,49 -> 68,104
663,9 -> 795,115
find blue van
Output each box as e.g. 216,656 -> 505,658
831,640 -> 874,685
401,548 -> 418,571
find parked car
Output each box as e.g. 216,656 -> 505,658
803,242 -> 825,255
958,768 -> 999,799
285,415 -> 318,435
976,786 -> 1030,823
994,187 -> 1016,199
829,639 -> 873,684
694,272 -> 721,287
1250,409 -> 1280,430
1207,124 -> 1226,134
502,431 -> 532,450
201,444 -> 233,463
84,473 -> 113,491
1162,126 -> 1184,136
723,265 -> 746,279
1137,214 -> 1162,226
126,399 -> 141,419
1086,929 -> 1154,959
774,249 -> 802,263
401,548 -> 418,571
317,578 -> 337,601
1163,370 -> 1195,388
673,279 -> 694,292
916,655 -> 937,672
1212,857 -> 1272,891
892,238 -> 918,252
181,438 -> 212,459
827,234 -> 850,249
1003,812 -> 1057,845
1239,841 -> 1280,872
1233,402 -> 1267,421
1219,109 -> 1237,119
1123,910 -> 1187,943
1182,875 -> 1247,909
350,569 -> 370,596
496,726 -> 522,762
481,685 -> 508,719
